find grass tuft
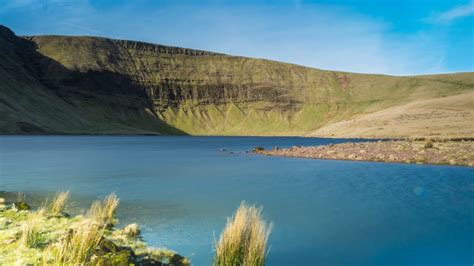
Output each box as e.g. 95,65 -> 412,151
123,223 -> 140,238
87,193 -> 120,226
19,219 -> 43,248
50,191 -> 70,216
214,201 -> 272,266
42,220 -> 104,264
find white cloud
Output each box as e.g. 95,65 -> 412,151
0,1 -> 451,75
427,0 -> 474,23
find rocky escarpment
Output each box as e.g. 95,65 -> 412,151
1,25 -> 473,136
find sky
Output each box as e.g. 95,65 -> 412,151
0,0 -> 473,75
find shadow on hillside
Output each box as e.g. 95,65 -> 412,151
1,25 -> 186,135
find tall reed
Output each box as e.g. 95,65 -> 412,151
50,191 -> 70,216
214,202 -> 272,266
86,193 -> 119,226
42,220 -> 104,264
19,219 -> 42,248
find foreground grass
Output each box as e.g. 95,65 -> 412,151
214,202 -> 272,266
0,192 -> 190,265
1,192 -> 273,265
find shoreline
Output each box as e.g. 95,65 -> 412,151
2,133 -> 473,142
0,193 -> 190,265
255,140 -> 474,167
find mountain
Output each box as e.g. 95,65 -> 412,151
1,25 -> 473,137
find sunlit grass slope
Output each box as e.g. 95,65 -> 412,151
1,25 -> 472,137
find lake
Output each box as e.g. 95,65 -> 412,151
1,136 -> 473,265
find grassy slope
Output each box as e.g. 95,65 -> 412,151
0,27 -> 181,134
1,25 -> 473,136
311,91 -> 474,138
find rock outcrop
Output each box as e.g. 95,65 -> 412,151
1,25 -> 473,136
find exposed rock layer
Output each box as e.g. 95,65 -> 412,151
1,25 -> 473,136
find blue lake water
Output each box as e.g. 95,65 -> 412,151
1,136 -> 473,265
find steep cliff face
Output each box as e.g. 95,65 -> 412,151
1,25 -> 473,136
0,26 -> 181,134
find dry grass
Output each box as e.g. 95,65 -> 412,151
310,91 -> 474,139
123,223 -> 140,238
42,220 -> 104,264
86,193 -> 119,226
424,140 -> 434,149
19,219 -> 43,248
50,191 -> 69,216
35,200 -> 48,216
17,192 -> 26,203
214,202 -> 272,266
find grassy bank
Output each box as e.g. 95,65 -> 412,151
0,192 -> 190,265
0,192 -> 272,265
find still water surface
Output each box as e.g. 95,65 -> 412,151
1,136 -> 473,265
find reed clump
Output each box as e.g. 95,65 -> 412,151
42,220 -> 104,264
19,219 -> 43,248
86,193 -> 119,226
123,223 -> 140,238
214,202 -> 272,266
2,191 -> 189,265
49,191 -> 69,216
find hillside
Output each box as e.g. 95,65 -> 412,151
311,91 -> 474,138
1,25 -> 473,137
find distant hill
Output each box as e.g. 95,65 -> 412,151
1,25 -> 473,137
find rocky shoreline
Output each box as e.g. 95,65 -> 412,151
255,140 -> 474,167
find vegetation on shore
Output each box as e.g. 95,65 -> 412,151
0,192 -> 190,265
1,192 -> 273,265
256,140 -> 474,167
214,202 -> 272,266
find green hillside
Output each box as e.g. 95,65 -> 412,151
1,25 -> 473,136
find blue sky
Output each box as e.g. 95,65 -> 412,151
0,0 -> 472,75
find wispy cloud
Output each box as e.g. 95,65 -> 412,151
427,0 -> 474,23
61,22 -> 108,37
0,0 -> 468,75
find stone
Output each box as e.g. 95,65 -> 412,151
14,201 -> 31,211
